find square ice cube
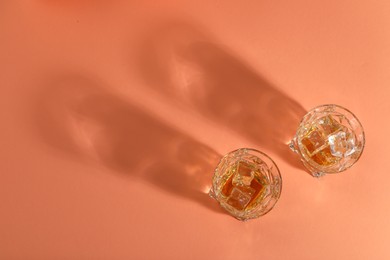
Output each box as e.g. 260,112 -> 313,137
232,161 -> 254,186
226,187 -> 252,210
318,115 -> 342,135
301,129 -> 325,155
328,131 -> 356,158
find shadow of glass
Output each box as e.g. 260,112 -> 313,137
34,76 -> 223,213
136,22 -> 307,169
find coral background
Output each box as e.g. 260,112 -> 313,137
1,1 -> 389,259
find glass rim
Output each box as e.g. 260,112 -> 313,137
214,147 -> 283,218
296,104 -> 365,174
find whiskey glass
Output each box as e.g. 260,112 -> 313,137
289,104 -> 365,177
209,148 -> 282,221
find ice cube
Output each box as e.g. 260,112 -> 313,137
301,129 -> 325,155
226,187 -> 252,210
328,131 -> 356,158
318,115 -> 342,135
232,161 -> 254,186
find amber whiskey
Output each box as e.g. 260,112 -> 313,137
300,115 -> 355,166
220,161 -> 266,211
290,104 -> 365,177
210,148 -> 282,220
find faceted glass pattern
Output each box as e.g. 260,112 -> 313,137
209,148 -> 282,221
290,104 -> 365,177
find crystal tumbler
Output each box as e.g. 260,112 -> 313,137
289,104 -> 365,177
209,148 -> 282,221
